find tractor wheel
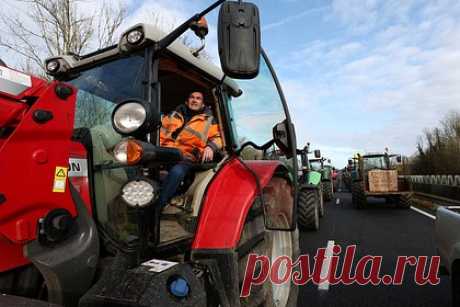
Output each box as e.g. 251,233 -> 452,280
297,189 -> 319,231
0,265 -> 45,299
318,184 -> 325,218
398,194 -> 412,209
323,181 -> 333,202
352,181 -> 366,209
238,202 -> 299,307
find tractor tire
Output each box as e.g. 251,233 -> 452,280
238,202 -> 299,307
0,265 -> 45,299
323,181 -> 333,202
398,194 -> 412,209
297,189 -> 319,231
352,181 -> 367,209
318,184 -> 325,218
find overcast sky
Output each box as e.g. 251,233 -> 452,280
2,0 -> 460,167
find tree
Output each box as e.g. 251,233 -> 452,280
410,111 -> 460,174
0,0 -> 126,76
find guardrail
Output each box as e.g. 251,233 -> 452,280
406,175 -> 460,202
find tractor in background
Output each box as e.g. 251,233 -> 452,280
309,156 -> 334,201
296,144 -> 324,230
351,152 -> 413,209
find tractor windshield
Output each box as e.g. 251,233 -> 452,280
310,160 -> 322,171
68,53 -> 145,130
363,156 -> 389,170
230,53 -> 286,147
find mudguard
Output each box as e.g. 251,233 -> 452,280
192,158 -> 291,250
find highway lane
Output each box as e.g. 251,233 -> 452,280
297,192 -> 451,307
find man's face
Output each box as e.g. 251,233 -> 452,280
186,92 -> 205,111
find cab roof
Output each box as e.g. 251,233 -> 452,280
49,23 -> 241,96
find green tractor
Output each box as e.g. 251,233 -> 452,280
309,157 -> 335,201
296,144 -> 324,230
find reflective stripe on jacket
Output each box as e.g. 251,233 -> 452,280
160,105 -> 222,162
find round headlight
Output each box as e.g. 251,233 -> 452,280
113,102 -> 147,134
127,29 -> 144,45
122,180 -> 155,208
46,60 -> 60,73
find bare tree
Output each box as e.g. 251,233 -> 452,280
410,111 -> 460,174
0,0 -> 126,76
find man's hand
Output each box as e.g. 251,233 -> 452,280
202,146 -> 214,163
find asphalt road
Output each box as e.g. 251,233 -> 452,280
297,192 -> 451,307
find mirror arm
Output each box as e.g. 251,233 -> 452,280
157,0 -> 226,51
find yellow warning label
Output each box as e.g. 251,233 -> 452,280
53,166 -> 68,193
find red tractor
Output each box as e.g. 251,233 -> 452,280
0,1 -> 300,306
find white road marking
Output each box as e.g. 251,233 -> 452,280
336,198 -> 340,205
318,240 -> 334,291
410,206 -> 436,220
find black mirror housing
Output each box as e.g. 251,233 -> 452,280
314,150 -> 321,158
218,1 -> 261,79
273,120 -> 294,159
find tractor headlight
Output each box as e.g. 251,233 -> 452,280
113,139 -> 143,165
112,101 -> 147,135
127,29 -> 144,45
121,179 -> 157,208
46,60 -> 60,73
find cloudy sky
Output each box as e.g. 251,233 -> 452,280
2,0 -> 460,167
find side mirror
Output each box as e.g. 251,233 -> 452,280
348,159 -> 353,166
314,150 -> 321,158
218,1 -> 261,79
273,120 -> 294,159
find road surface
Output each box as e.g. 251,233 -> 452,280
298,192 -> 451,307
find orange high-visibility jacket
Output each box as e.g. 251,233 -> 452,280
160,105 -> 223,162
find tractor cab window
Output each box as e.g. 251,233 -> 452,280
70,53 -> 145,131
310,160 -> 322,171
363,156 -> 388,170
229,52 -> 288,160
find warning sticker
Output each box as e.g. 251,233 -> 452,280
53,166 -> 68,193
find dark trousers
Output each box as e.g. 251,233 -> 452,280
158,162 -> 192,208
